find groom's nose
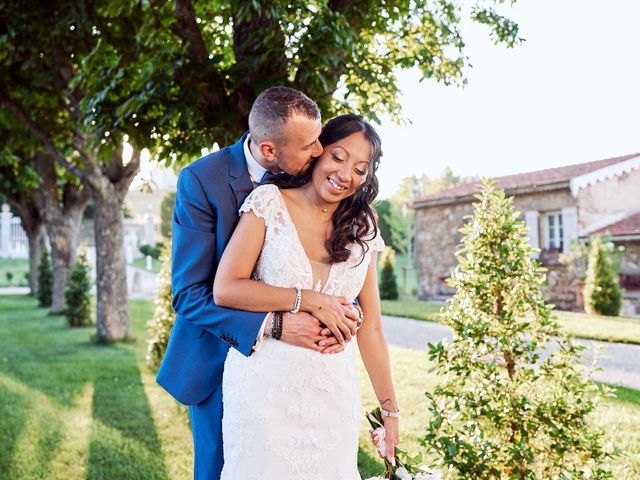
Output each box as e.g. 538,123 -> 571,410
311,140 -> 323,157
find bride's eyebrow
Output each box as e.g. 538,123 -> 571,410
332,146 -> 349,157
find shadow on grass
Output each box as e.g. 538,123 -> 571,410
86,346 -> 169,480
0,295 -> 169,480
358,445 -> 387,479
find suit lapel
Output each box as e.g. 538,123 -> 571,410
228,132 -> 254,211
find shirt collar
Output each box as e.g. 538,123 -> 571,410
243,134 -> 269,184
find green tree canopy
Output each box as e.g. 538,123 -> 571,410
73,0 -> 522,163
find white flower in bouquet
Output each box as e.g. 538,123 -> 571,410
395,466 -> 412,480
414,467 -> 443,480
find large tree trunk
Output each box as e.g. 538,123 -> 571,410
35,153 -> 89,314
7,194 -> 45,296
26,225 -> 45,295
46,211 -> 84,313
93,183 -> 131,341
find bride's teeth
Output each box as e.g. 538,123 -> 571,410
328,178 -> 346,190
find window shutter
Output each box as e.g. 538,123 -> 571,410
561,206 -> 578,255
524,210 -> 540,258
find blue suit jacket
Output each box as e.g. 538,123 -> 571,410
157,133 -> 266,405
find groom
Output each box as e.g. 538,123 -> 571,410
157,86 -> 358,479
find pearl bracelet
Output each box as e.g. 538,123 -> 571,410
290,286 -> 302,314
380,408 -> 400,418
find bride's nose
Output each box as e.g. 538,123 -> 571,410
336,165 -> 351,183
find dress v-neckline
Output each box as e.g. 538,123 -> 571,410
274,187 -> 335,292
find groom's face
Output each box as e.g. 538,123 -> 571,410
273,114 -> 323,176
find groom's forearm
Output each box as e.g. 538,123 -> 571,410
172,282 -> 266,356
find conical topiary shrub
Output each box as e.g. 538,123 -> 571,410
583,235 -> 622,317
64,247 -> 93,327
423,179 -> 616,479
379,246 -> 399,300
37,249 -> 53,308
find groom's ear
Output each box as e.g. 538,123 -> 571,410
258,141 -> 277,161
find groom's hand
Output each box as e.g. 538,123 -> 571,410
281,312 -> 339,353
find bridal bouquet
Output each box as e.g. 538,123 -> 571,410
364,408 -> 442,480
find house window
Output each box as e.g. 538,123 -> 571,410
546,211 -> 563,250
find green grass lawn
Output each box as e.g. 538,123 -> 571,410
131,257 -> 163,274
1,295 -> 638,479
0,259 -> 29,287
381,298 -> 640,345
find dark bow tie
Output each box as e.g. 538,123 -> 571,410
259,170 -> 279,184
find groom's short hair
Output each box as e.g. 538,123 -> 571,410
249,87 -> 320,146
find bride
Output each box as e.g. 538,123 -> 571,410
213,114 -> 399,479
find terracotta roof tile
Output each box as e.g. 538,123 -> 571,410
588,212 -> 640,237
414,153 -> 640,205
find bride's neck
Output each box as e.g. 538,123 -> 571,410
299,184 -> 338,217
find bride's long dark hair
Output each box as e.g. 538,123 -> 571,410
276,113 -> 382,263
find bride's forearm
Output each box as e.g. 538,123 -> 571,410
213,279 -> 300,312
358,326 -> 398,411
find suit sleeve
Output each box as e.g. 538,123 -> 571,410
170,167 -> 265,356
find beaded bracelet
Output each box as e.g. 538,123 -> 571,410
271,311 -> 284,340
277,312 -> 284,340
290,286 -> 302,314
270,312 -> 281,340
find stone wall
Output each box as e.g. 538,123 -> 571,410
413,172 -> 640,316
541,256 -> 580,311
414,201 -> 473,299
414,187 -> 578,307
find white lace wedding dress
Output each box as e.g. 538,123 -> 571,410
220,184 -> 384,480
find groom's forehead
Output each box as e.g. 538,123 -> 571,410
285,114 -> 322,143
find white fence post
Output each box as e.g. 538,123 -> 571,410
0,204 -> 11,255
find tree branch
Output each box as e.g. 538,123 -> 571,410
0,94 -> 88,181
229,3 -> 288,123
171,0 -> 229,115
114,148 -> 141,199
173,0 -> 209,65
34,152 -> 61,217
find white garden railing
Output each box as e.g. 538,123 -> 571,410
0,205 -> 29,259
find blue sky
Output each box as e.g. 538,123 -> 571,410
375,0 -> 640,198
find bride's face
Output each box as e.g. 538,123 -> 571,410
310,131 -> 371,204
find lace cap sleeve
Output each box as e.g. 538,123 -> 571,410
239,184 -> 278,220
369,228 -> 386,252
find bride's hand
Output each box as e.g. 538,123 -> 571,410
369,417 -> 399,464
302,291 -> 357,344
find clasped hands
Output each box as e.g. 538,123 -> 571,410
281,292 -> 360,354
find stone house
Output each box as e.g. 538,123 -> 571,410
413,153 -> 640,316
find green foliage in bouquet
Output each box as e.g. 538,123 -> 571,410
583,235 -> 622,317
37,249 -> 53,307
423,179 -> 617,479
146,246 -> 175,370
379,247 -> 399,300
64,248 -> 93,327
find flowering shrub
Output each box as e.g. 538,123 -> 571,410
423,179 -> 617,479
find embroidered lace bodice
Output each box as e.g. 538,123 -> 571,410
220,184 -> 384,480
239,184 -> 384,296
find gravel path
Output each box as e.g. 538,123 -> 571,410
381,315 -> 640,391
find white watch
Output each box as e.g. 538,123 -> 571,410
381,408 -> 400,418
